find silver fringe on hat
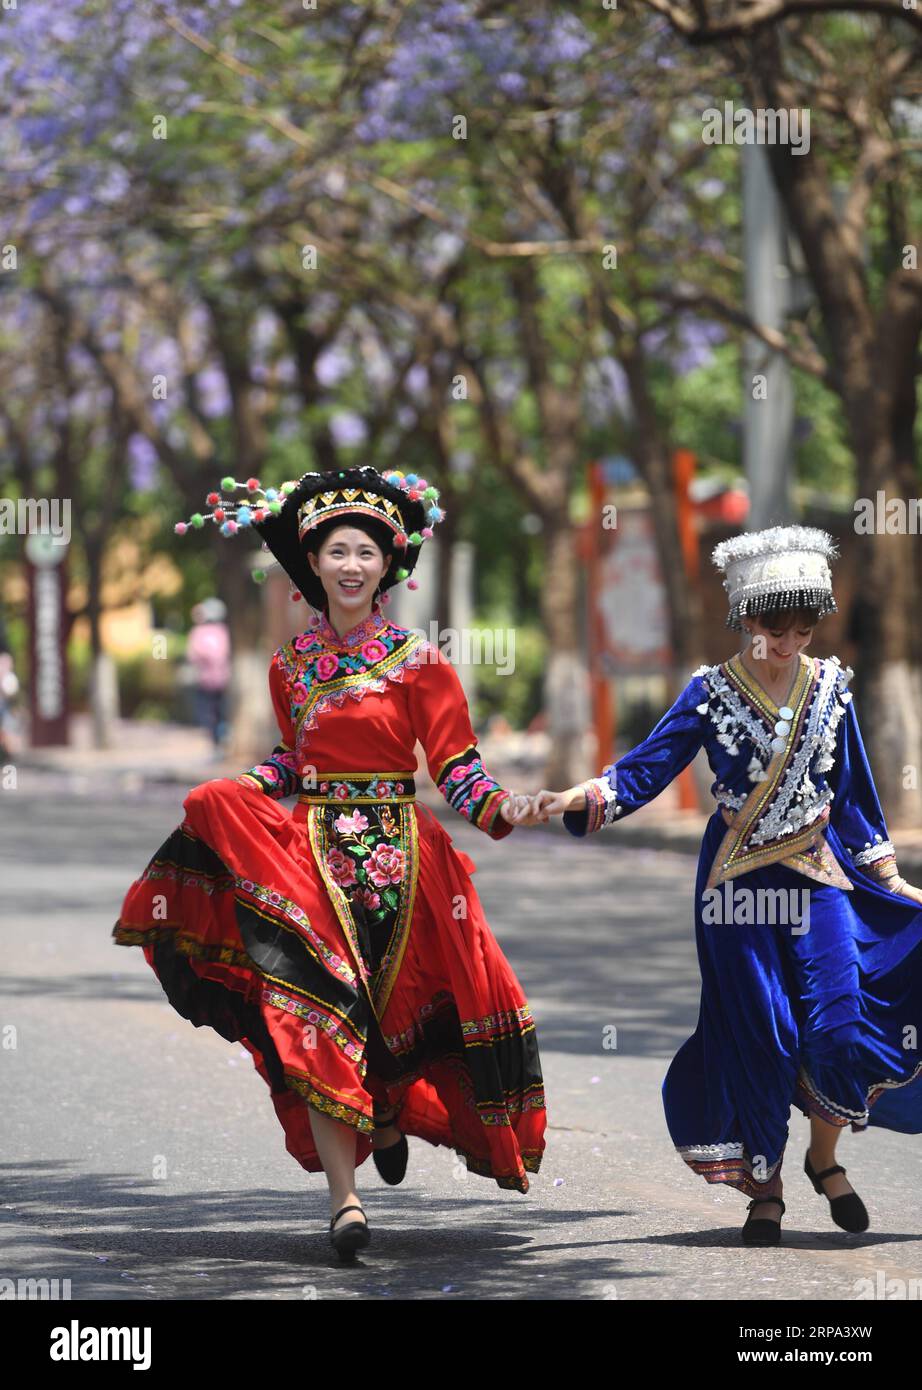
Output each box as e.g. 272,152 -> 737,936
711,524 -> 839,631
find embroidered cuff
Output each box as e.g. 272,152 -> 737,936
851,836 -> 897,868
583,780 -> 607,834
858,853 -> 900,886
235,744 -> 301,799
564,775 -> 622,836
436,745 -> 512,839
595,773 -> 623,827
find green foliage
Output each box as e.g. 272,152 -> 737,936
66,631 -> 187,719
664,341 -> 854,496
470,621 -> 546,730
6,0 -> 918,751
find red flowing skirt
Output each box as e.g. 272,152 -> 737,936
113,778 -> 546,1192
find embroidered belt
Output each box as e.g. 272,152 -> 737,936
298,771 -> 417,805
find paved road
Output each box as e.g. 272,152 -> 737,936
3,772 -> 921,1301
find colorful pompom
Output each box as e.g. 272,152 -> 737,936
421,526 -> 433,539
408,531 -> 422,545
206,491 -> 220,506
252,568 -> 267,583
281,481 -> 297,495
220,520 -> 238,536
395,566 -> 410,581
174,522 -> 188,535
394,531 -> 408,547
220,476 -> 236,492
245,477 -> 260,492
407,578 -> 419,590
190,513 -> 204,528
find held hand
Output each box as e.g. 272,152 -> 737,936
503,786 -> 587,825
500,793 -> 536,826
501,792 -> 556,826
533,786 -> 587,817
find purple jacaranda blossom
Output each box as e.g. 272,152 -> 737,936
140,335 -> 184,388
128,435 -> 159,492
252,308 -> 277,352
316,346 -> 353,388
404,364 -> 429,399
329,411 -> 368,448
196,366 -> 231,419
496,73 -> 528,99
26,190 -> 67,225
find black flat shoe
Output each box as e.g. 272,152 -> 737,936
329,1203 -> 370,1260
372,1109 -> 408,1186
804,1149 -> 869,1232
742,1195 -> 785,1246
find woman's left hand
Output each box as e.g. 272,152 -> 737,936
889,878 -> 922,906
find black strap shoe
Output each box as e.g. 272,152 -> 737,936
329,1204 -> 370,1260
804,1149 -> 869,1232
742,1194 -> 785,1246
372,1109 -> 408,1186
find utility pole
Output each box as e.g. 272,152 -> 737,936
742,142 -> 795,529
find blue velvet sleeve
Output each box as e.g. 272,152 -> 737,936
826,697 -> 896,872
563,675 -> 708,837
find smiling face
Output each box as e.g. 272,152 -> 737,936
306,524 -> 391,612
744,609 -> 817,663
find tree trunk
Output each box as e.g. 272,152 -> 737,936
541,520 -> 591,789
85,536 -> 118,750
213,538 -> 270,764
622,342 -> 705,682
746,30 -> 922,824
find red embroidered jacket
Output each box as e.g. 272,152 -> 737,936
235,609 -> 513,839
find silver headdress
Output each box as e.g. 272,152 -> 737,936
711,525 -> 839,630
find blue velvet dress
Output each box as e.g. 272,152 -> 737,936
563,651 -> 922,1198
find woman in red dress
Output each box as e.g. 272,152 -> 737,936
113,466 -> 546,1258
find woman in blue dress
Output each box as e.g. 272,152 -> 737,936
520,525 -> 922,1246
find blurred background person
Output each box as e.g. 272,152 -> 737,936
185,598 -> 230,754
0,611 -> 20,761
